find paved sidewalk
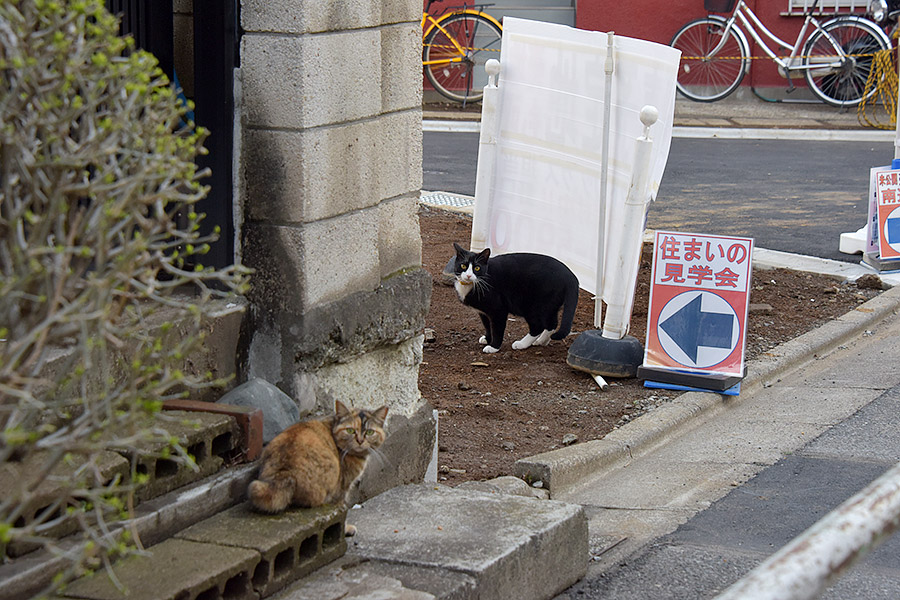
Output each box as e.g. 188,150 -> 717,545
544,286 -> 900,599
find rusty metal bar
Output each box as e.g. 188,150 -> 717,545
715,460 -> 900,600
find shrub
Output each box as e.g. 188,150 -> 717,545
0,0 -> 249,592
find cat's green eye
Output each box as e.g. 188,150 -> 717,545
344,428 -> 355,435
365,429 -> 376,437
461,263 -> 467,270
474,266 -> 480,272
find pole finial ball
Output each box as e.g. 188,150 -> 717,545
485,59 -> 501,77
640,105 -> 659,128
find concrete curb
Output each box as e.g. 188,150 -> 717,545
515,284 -> 900,497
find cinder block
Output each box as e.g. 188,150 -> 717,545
163,399 -> 264,461
241,31 -> 381,130
62,538 -> 259,600
382,0 -> 421,25
378,194 -> 423,278
244,111 -> 422,224
381,23 -> 423,112
243,216 -> 380,312
241,0 -> 382,34
312,336 -> 424,419
176,502 -> 347,597
129,411 -> 239,502
0,451 -> 129,557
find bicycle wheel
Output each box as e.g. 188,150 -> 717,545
423,12 -> 502,103
670,17 -> 748,102
803,18 -> 890,107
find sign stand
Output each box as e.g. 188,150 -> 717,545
567,107 -> 659,379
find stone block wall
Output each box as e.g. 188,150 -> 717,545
237,0 -> 432,500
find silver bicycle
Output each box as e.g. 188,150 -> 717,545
671,0 -> 891,106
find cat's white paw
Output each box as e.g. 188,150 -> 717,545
345,523 -> 357,537
479,335 -> 488,345
534,330 -> 553,346
513,333 -> 537,350
482,345 -> 500,354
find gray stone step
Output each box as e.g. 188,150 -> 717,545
279,484 -> 588,600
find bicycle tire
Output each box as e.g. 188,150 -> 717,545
803,18 -> 890,107
670,17 -> 748,102
423,12 -> 502,103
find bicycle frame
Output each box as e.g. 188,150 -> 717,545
713,0 -> 848,75
421,8 -> 503,67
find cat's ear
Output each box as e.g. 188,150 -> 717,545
453,242 -> 466,255
477,248 -> 491,261
334,400 -> 351,418
371,405 -> 389,424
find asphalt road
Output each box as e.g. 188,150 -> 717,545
423,131 -> 894,262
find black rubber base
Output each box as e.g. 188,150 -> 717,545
567,330 -> 644,378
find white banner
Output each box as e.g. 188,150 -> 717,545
471,18 -> 681,299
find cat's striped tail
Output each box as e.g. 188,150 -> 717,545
551,282 -> 579,340
248,475 -> 295,513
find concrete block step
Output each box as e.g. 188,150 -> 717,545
282,484 -> 588,600
0,409 -> 250,559
61,503 -> 346,600
131,410 -> 240,502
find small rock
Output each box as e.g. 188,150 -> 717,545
562,433 -> 578,446
856,273 -> 884,290
438,465 -> 450,474
501,440 -> 516,451
748,302 -> 773,314
424,328 -> 436,342
457,382 -> 470,391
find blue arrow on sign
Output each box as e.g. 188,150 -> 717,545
887,216 -> 900,244
660,294 -> 734,363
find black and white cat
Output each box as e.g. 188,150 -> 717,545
450,243 -> 579,353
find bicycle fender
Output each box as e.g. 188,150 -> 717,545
423,9 -> 503,40
819,15 -> 892,47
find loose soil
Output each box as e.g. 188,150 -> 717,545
418,205 -> 884,485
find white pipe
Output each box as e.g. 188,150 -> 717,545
594,32 -> 615,328
714,460 -> 900,600
470,59 -> 502,253
602,106 -> 657,340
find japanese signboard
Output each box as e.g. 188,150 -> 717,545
874,169 -> 900,260
644,231 -> 754,378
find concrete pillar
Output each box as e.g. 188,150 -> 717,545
238,0 -> 432,501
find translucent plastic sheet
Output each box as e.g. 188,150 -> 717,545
471,18 -> 681,298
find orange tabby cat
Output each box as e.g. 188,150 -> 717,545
248,400 -> 388,513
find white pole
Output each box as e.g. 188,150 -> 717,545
594,32 -> 616,328
602,106 -> 657,340
714,460 -> 900,600
470,59 -> 502,253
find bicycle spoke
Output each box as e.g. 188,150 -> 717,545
423,13 -> 502,103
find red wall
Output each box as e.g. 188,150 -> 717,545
575,0 -> 869,89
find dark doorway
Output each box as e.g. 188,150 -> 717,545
105,0 -> 238,270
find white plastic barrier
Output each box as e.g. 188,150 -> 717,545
470,18 -> 680,336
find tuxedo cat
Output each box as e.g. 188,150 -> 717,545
450,243 -> 579,353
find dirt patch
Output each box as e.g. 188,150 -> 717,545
418,205 -> 883,485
